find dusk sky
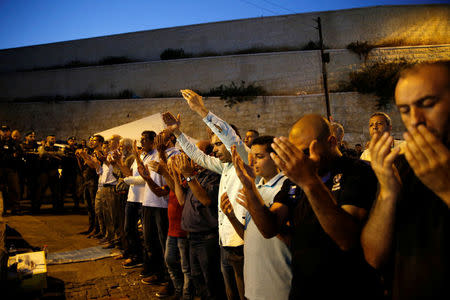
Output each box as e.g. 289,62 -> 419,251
0,0 -> 446,50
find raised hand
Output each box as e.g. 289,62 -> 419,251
175,153 -> 196,177
270,137 -> 319,188
404,125 -> 450,205
162,112 -> 181,135
235,189 -> 249,210
220,192 -> 235,217
167,156 -> 182,185
137,163 -> 151,181
132,140 -> 143,166
231,145 -> 255,189
180,89 -> 208,117
149,159 -> 170,176
369,132 -> 402,200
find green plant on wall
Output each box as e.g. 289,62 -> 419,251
204,81 -> 266,108
336,59 -> 411,108
347,41 -> 376,60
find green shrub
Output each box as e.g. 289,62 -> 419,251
347,41 -> 375,59
341,59 -> 411,108
204,81 -> 266,107
160,48 -> 192,60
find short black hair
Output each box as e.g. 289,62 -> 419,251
141,130 -> 156,142
93,134 -> 104,143
25,131 -> 35,137
251,135 -> 275,153
247,129 -> 259,136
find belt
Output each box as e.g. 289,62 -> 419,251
187,230 -> 218,239
102,183 -> 117,188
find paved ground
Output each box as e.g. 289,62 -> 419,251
2,199 -> 165,300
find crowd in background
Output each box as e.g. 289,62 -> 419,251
0,60 -> 448,300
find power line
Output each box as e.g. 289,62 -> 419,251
239,0 -> 280,15
260,0 -> 297,13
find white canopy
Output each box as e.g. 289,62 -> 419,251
95,113 -> 166,141
94,112 -> 199,146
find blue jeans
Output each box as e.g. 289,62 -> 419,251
124,201 -> 142,260
220,245 -> 245,300
165,236 -> 193,298
189,231 -> 224,300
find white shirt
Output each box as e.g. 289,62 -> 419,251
360,139 -> 404,161
244,172 -> 292,300
125,157 -> 145,203
142,149 -> 169,208
97,163 -> 117,186
177,111 -> 250,247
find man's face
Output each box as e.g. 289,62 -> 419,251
251,144 -> 277,180
355,144 -> 362,152
395,65 -> 450,146
3,130 -> 11,139
12,131 -> 21,141
140,134 -> 154,152
47,136 -> 56,146
289,127 -> 331,174
109,138 -> 119,151
25,133 -> 35,143
91,137 -> 102,149
68,138 -> 76,147
211,135 -> 231,163
244,131 -> 257,147
369,115 -> 391,137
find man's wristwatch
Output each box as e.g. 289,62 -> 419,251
186,175 -> 196,182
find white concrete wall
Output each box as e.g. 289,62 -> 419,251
0,93 -> 405,146
1,44 -> 449,101
1,4 -> 448,72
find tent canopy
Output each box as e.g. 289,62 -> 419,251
95,113 -> 166,141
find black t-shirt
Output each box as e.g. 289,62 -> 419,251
0,138 -> 23,169
275,156 -> 382,300
181,169 -> 220,233
392,156 -> 449,300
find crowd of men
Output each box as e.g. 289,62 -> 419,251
0,60 -> 448,300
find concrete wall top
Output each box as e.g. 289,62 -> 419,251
2,44 -> 449,101
1,4 -> 448,72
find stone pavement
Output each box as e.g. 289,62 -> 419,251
2,205 -> 167,299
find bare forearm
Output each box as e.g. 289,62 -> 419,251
302,179 -> 362,251
160,169 -> 175,191
117,162 -> 132,177
173,181 -> 185,206
245,185 -> 281,238
224,213 -> 245,239
144,177 -> 170,197
361,193 -> 397,269
187,179 -> 212,206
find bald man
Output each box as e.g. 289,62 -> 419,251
361,61 -> 450,300
238,114 -> 382,299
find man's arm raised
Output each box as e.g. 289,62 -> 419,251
361,132 -> 401,269
404,125 -> 450,207
181,89 -> 249,164
271,137 -> 368,252
163,112 -> 224,175
231,146 -> 289,238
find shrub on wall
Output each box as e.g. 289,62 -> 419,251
346,41 -> 375,60
160,48 -> 192,60
204,81 -> 266,107
336,59 -> 410,108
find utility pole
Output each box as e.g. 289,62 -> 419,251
316,17 -> 331,120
